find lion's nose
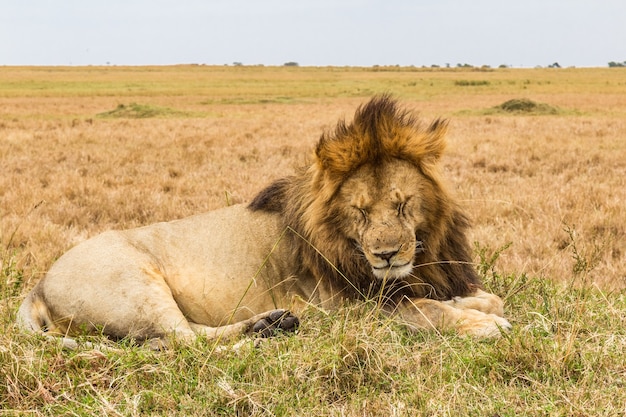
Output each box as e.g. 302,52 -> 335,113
375,250 -> 398,263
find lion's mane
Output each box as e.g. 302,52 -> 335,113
250,95 -> 481,301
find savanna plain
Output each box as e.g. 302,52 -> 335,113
1,65 -> 626,416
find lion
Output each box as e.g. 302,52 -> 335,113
18,95 -> 511,346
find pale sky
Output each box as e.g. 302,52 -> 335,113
2,0 -> 625,67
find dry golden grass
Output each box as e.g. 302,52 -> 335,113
2,65 -> 624,291
2,65 -> 626,416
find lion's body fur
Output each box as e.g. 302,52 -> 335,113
18,95 -> 510,343
18,205 -> 313,341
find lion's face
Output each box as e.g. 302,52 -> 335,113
251,95 -> 477,300
335,159 -> 431,280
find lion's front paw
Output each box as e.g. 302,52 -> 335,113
457,311 -> 512,338
444,290 -> 505,317
252,309 -> 300,338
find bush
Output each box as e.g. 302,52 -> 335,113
494,98 -> 559,115
96,103 -> 193,119
455,80 -> 490,87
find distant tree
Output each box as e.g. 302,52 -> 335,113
283,62 -> 299,67
233,62 -> 243,66
608,61 -> 626,67
548,62 -> 561,68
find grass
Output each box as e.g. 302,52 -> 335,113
96,103 -> 199,119
200,96 -> 303,105
454,79 -> 491,87
490,98 -> 560,115
1,65 -> 626,415
3,253 -> 626,415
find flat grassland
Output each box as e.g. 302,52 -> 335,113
1,66 -> 626,415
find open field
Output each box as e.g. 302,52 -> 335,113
2,66 -> 626,415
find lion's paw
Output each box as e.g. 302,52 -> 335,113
444,291 -> 505,317
252,309 -> 300,338
457,311 -> 512,338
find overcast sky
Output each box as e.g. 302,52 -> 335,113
2,0 -> 625,67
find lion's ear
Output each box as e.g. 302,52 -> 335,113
314,133 -> 336,172
417,118 -> 448,164
314,123 -> 365,176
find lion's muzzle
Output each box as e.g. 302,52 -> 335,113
366,245 -> 415,279
361,219 -> 416,279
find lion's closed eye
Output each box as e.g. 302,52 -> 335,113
357,207 -> 368,221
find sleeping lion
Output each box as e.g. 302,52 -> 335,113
18,95 -> 511,345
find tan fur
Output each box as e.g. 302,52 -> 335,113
18,95 -> 510,344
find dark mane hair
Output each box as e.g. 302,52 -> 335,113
249,95 -> 481,301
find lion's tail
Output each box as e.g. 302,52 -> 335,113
17,289 -> 118,351
17,290 -> 56,334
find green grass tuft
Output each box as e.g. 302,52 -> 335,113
492,98 -> 560,115
97,103 -> 197,119
201,96 -> 302,105
454,80 -> 491,86
3,245 -> 626,415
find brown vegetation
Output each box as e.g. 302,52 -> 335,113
1,66 -> 624,292
2,65 -> 626,416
